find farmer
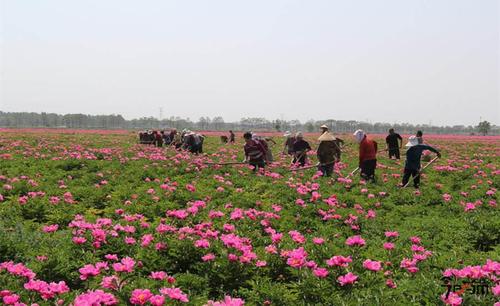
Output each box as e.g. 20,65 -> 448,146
283,131 -> 296,155
154,131 -> 163,147
182,131 -> 203,154
243,132 -> 267,171
317,127 -> 340,177
402,135 -> 441,188
229,130 -> 235,143
353,129 -> 378,182
385,128 -> 403,159
292,132 -> 311,166
264,137 -> 276,162
416,130 -> 424,144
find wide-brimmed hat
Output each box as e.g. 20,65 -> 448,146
405,135 -> 419,147
295,132 -> 303,138
318,132 -> 336,142
320,125 -> 328,129
353,129 -> 365,143
283,131 -> 292,137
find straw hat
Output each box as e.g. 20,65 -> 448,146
320,125 -> 328,129
295,132 -> 303,138
318,132 -> 336,142
405,135 -> 419,147
283,131 -> 292,137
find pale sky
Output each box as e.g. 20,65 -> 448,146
0,0 -> 498,126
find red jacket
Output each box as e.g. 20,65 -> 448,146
359,136 -> 377,164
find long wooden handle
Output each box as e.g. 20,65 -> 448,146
403,156 -> 439,188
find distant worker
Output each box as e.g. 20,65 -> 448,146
385,128 -> 403,159
154,131 -> 163,147
264,137 -> 276,162
353,129 -> 378,182
402,135 -> 441,188
416,130 -> 424,144
292,132 -> 311,166
283,131 -> 296,155
317,125 -> 340,177
243,132 -> 267,171
183,131 -> 204,154
229,130 -> 235,143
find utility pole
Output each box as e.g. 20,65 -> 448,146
159,107 -> 163,129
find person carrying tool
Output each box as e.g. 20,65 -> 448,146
243,132 -> 267,171
292,132 -> 311,166
401,135 -> 441,188
385,128 -> 403,159
317,125 -> 340,177
283,131 -> 296,155
353,129 -> 378,182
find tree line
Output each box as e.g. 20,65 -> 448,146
0,111 -> 496,135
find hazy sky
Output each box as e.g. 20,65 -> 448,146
1,0 -> 498,126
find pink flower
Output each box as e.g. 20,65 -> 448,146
140,234 -> 154,247
326,255 -> 352,267
363,259 -> 382,272
185,184 -> 196,192
73,290 -> 118,306
492,284 -> 500,296
2,294 -> 19,305
383,242 -> 395,250
130,289 -> 153,305
440,292 -> 462,306
149,295 -> 165,306
206,296 -> 245,306
195,239 -> 210,249
312,237 -> 325,245
79,264 -> 100,280
313,267 -> 329,278
150,271 -> 168,280
386,279 -> 397,288
202,253 -> 216,262
286,247 -> 308,268
42,224 -> 59,233
345,235 -> 365,247
337,272 -> 358,286
159,287 -> 189,303
384,231 -> 399,238
101,275 -> 119,290
409,236 -> 421,244
112,257 -> 135,273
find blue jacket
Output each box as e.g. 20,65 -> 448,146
404,145 -> 439,170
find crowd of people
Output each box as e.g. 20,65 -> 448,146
139,125 -> 441,188
138,129 -> 204,153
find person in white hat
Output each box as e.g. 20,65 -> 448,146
283,131 -> 296,155
401,135 -> 441,188
353,129 -> 378,182
292,132 -> 311,166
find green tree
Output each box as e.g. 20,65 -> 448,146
477,121 -> 491,136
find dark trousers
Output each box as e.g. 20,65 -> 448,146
402,168 -> 420,188
293,155 -> 307,166
388,148 -> 400,159
318,162 -> 334,177
249,160 -> 265,172
360,159 -> 376,181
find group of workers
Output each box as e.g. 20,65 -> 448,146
139,124 -> 441,188
242,125 -> 441,188
138,129 -> 204,154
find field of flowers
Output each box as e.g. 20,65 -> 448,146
0,129 -> 498,305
